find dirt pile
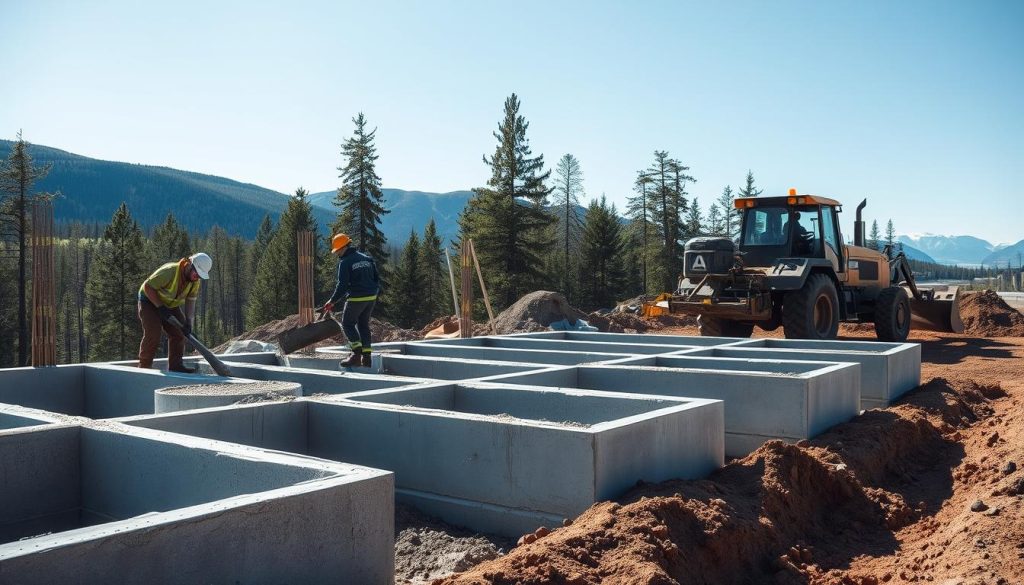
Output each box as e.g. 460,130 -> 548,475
437,339 -> 1024,585
214,313 -> 420,353
489,291 -> 588,334
959,290 -> 1024,337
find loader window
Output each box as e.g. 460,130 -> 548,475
741,208 -> 788,246
792,208 -> 822,256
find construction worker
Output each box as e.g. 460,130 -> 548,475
321,234 -> 381,367
137,253 -> 212,373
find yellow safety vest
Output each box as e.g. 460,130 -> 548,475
140,260 -> 201,308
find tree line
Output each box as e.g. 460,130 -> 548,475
6,94 -> 1002,367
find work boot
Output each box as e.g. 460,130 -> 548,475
169,363 -> 197,374
340,351 -> 362,368
361,351 -> 372,368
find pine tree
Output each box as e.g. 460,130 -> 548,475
685,197 -> 703,239
579,196 -> 626,310
551,153 -> 585,302
647,152 -> 691,292
706,204 -> 723,236
459,93 -> 556,308
868,220 -> 881,251
626,171 -> 655,293
715,185 -> 735,238
85,203 -> 147,361
885,219 -> 897,258
390,230 -> 425,328
247,188 -> 320,326
333,113 -> 390,264
418,218 -> 448,319
149,212 -> 191,264
0,131 -> 53,365
737,170 -> 763,199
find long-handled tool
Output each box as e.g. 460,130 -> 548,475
276,309 -> 343,355
167,316 -> 233,377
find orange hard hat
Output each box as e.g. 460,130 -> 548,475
331,233 -> 351,253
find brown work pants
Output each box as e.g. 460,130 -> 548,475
137,299 -> 187,369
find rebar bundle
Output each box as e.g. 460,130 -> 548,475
31,199 -> 56,366
297,231 -> 315,326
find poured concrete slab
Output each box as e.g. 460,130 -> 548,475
481,359 -> 860,456
154,381 -> 303,413
679,338 -> 921,408
0,364 -> 241,419
0,423 -> 394,584
117,387 -> 723,537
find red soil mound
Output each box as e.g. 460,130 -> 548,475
959,290 -> 1024,337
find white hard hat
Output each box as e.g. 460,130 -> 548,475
189,252 -> 212,279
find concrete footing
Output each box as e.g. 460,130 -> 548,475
0,423 -> 394,584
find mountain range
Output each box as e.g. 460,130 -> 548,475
898,234 -> 1024,267
2,140 -> 1020,265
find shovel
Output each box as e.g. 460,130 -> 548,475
277,309 -> 343,355
167,316 -> 233,377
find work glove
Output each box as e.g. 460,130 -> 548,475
322,301 -> 335,313
157,306 -> 173,323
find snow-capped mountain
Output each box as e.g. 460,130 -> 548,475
897,234 -> 1006,266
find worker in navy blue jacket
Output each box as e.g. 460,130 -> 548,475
321,233 -> 381,367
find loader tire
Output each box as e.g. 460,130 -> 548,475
873,286 -> 911,342
698,315 -> 754,338
783,274 -> 840,340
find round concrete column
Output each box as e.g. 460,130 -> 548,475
155,381 -> 302,413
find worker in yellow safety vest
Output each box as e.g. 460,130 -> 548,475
137,253 -> 212,372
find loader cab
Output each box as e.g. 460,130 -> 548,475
736,195 -> 844,272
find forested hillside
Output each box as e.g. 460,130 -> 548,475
0,140 -> 333,238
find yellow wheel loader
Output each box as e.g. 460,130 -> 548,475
670,190 -> 963,341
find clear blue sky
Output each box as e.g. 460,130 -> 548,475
2,0 -> 1021,243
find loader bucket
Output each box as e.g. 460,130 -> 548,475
904,285 -> 964,334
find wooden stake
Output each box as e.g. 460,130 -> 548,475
459,244 -> 473,338
444,248 -> 459,319
468,239 -> 496,334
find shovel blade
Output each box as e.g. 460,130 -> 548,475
904,285 -> 964,334
277,318 -> 343,354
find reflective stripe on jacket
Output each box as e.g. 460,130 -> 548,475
139,259 -> 201,308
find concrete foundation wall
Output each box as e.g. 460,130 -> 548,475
379,355 -> 542,380
0,365 -> 84,415
119,401 -> 309,454
428,336 -> 698,355
218,362 -> 430,395
83,365 -> 236,418
681,339 -> 921,407
512,331 -> 749,347
484,362 -> 860,456
377,341 -> 627,366
0,426 -> 81,543
306,386 -> 722,535
0,425 -> 395,584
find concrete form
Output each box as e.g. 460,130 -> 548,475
0,422 -> 394,584
0,363 -> 239,419
676,338 -> 921,409
480,359 -> 861,456
118,385 -> 723,537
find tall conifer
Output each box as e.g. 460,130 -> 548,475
85,203 -> 147,361
459,93 -> 555,308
